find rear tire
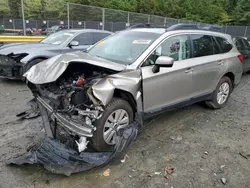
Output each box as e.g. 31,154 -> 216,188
92,98 -> 134,152
205,76 -> 232,109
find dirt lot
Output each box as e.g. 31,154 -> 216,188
0,75 -> 250,188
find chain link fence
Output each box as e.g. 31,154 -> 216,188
0,1 -> 249,38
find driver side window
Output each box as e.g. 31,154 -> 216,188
72,33 -> 94,45
143,35 -> 190,66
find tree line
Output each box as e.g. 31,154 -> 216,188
0,0 -> 249,25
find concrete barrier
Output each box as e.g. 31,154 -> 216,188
0,36 -> 45,42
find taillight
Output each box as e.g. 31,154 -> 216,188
238,54 -> 244,63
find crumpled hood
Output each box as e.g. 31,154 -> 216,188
24,51 -> 126,84
0,43 -> 56,55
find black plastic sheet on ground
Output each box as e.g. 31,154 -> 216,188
16,98 -> 40,120
7,122 -> 138,176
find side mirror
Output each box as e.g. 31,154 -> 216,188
152,56 -> 174,73
68,41 -> 79,48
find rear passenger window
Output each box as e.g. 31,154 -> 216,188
212,37 -> 221,54
215,37 -> 232,53
191,35 -> 213,57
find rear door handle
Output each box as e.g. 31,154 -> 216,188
218,60 -> 225,65
185,68 -> 193,73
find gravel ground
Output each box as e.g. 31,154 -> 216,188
0,75 -> 250,188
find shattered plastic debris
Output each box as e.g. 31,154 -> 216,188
239,152 -> 249,159
221,177 -> 227,184
170,136 -> 182,142
103,168 -> 111,176
164,165 -> 174,175
121,154 -> 129,163
75,137 -> 89,153
154,172 -> 161,175
7,121 -> 138,176
220,165 -> 225,169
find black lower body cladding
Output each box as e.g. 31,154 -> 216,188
0,55 -> 24,79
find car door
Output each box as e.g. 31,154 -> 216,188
141,34 -> 193,113
190,34 -> 225,97
241,38 -> 250,72
69,32 -> 95,50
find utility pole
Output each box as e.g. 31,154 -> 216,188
67,3 -> 70,29
21,0 -> 26,36
102,8 -> 105,30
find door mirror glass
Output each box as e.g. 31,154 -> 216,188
69,40 -> 79,48
152,56 -> 174,73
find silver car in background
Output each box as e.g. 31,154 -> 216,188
25,25 -> 243,152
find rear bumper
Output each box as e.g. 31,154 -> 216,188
37,96 -> 95,138
0,55 -> 24,79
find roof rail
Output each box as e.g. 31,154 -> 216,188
126,23 -> 153,29
202,25 -> 223,32
126,23 -> 223,33
166,23 -> 198,31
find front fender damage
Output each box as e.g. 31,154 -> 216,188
92,70 -> 144,125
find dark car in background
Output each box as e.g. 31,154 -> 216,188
46,25 -> 72,35
234,36 -> 250,73
243,37 -> 250,44
0,29 -> 112,80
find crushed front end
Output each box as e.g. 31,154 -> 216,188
27,63 -> 116,152
0,53 -> 27,79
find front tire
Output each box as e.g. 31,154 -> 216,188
92,98 -> 134,151
205,76 -> 233,109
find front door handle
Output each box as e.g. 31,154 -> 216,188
185,68 -> 193,73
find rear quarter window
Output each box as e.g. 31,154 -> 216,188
215,37 -> 233,53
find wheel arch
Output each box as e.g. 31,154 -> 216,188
223,72 -> 235,89
113,89 -> 137,114
25,57 -> 48,72
28,56 -> 48,63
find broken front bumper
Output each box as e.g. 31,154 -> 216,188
37,96 -> 96,138
0,55 -> 24,79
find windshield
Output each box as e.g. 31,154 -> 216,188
88,30 -> 160,64
40,31 -> 75,45
51,26 -> 59,31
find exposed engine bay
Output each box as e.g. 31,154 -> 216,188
28,63 -> 118,152
35,63 -> 113,109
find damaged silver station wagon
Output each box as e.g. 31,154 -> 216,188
24,24 -> 243,152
